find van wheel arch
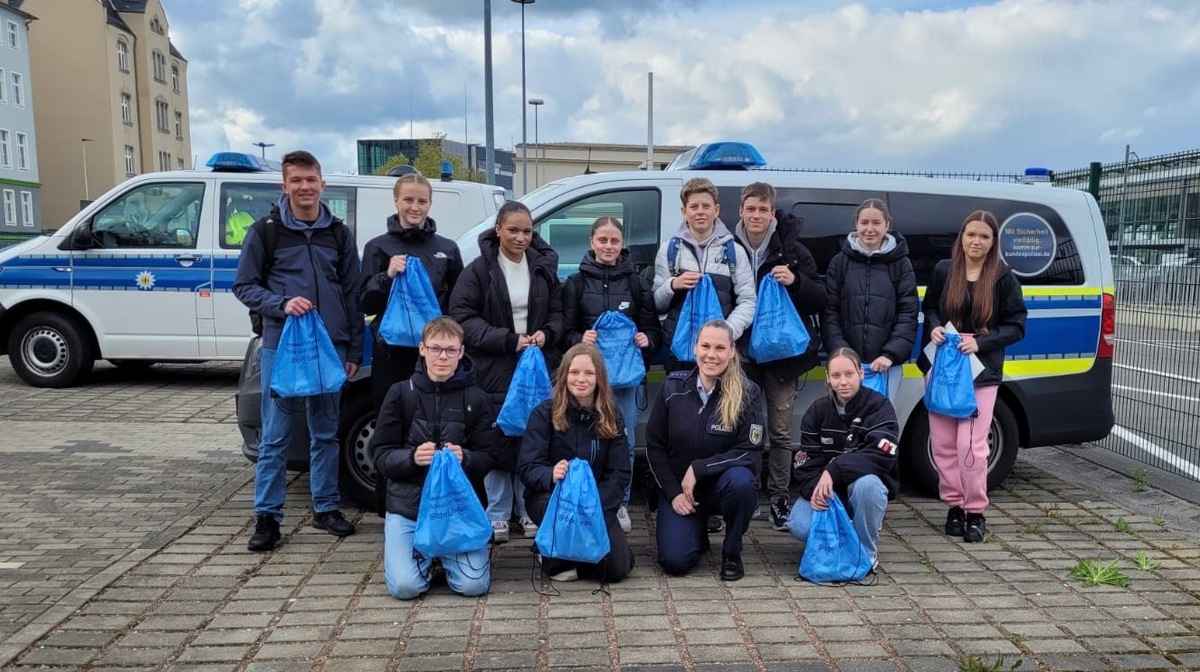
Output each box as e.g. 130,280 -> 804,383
6,306 -> 99,388
337,382 -> 380,512
900,396 -> 1021,497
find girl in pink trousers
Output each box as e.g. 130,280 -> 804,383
918,211 -> 1027,543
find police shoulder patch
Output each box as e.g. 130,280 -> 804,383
749,424 -> 764,445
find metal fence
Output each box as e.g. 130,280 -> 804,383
0,229 -> 43,249
1055,150 -> 1200,481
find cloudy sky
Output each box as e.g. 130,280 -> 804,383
161,0 -> 1200,176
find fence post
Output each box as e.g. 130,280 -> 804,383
1087,161 -> 1101,202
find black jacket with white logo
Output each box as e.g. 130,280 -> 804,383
793,387 -> 900,501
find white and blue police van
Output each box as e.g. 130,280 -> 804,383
0,152 -> 504,389
450,142 -> 1116,498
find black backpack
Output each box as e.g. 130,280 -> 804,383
248,217 -> 350,336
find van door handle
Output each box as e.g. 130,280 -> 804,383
175,254 -> 203,264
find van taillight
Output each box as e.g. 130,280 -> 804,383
1097,292 -> 1116,358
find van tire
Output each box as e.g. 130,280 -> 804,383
8,312 -> 95,388
901,397 -> 1021,496
338,392 -> 379,512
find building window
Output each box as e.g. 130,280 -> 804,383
177,157 -> 185,170
3,190 -> 14,225
155,100 -> 169,132
10,72 -> 21,107
151,17 -> 164,35
0,130 -> 10,167
120,93 -> 132,124
0,68 -> 6,103
15,132 -> 26,170
19,191 -> 31,226
171,64 -> 179,92
124,145 -> 135,176
6,21 -> 17,50
117,39 -> 128,72
174,111 -> 182,139
152,50 -> 166,82
158,150 -> 171,171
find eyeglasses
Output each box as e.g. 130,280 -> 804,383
424,345 -> 462,358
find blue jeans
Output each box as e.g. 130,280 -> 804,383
383,513 -> 490,599
256,347 -> 341,521
485,469 -> 528,524
613,385 -> 642,505
787,474 -> 889,565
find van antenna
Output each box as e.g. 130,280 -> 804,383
583,146 -> 595,175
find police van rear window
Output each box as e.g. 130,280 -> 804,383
219,183 -> 357,249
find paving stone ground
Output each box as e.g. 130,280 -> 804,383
0,359 -> 1198,671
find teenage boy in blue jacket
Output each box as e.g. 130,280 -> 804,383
233,150 -> 364,552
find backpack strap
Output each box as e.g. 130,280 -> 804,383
722,239 -> 737,272
249,217 -> 280,287
668,236 -> 737,275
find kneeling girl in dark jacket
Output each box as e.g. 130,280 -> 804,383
518,343 -> 635,583
787,347 -> 899,568
646,320 -> 766,582
371,317 -> 501,600
919,210 -> 1027,543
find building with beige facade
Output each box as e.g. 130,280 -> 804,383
512,142 -> 693,196
26,0 -> 190,229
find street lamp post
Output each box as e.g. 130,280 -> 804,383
511,0 -> 535,195
528,98 -> 543,189
252,141 -> 275,160
80,138 -> 93,201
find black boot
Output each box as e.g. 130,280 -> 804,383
247,514 -> 281,552
964,513 -> 987,543
945,506 -> 965,537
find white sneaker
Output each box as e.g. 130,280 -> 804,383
751,505 -> 762,520
616,505 -> 632,533
549,567 -> 579,582
491,520 -> 509,544
520,516 -> 538,538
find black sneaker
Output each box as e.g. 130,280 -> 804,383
720,553 -> 744,581
312,510 -> 356,537
247,514 -> 280,552
768,497 -> 791,532
945,506 -> 965,537
964,513 -> 987,543
707,515 -> 724,534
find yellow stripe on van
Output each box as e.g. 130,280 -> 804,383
648,357 -> 1096,386
915,286 -> 1103,299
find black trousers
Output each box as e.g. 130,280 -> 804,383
526,491 -> 634,583
656,466 -> 757,575
370,341 -> 420,414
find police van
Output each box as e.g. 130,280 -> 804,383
453,142 -> 1116,497
0,152 -> 504,388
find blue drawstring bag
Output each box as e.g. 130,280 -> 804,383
593,311 -> 646,389
378,257 -> 442,347
497,347 -> 552,436
925,333 -> 977,419
413,449 -> 493,558
799,495 -> 873,584
270,312 -> 347,397
862,364 -> 889,397
670,275 -> 723,362
535,459 -> 610,564
749,275 -> 810,362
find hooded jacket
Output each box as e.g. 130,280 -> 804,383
652,219 -> 757,343
822,231 -> 919,365
733,213 -> 826,379
645,369 -> 766,503
448,229 -> 564,404
232,198 -> 364,363
561,249 -> 662,359
517,400 -> 630,516
918,259 -> 1028,386
793,387 -> 900,501
358,215 -> 465,336
370,357 -> 500,520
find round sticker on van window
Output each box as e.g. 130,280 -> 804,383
998,213 -> 1056,277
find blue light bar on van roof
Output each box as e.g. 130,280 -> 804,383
1022,166 -> 1052,185
205,152 -> 279,173
666,142 -> 767,171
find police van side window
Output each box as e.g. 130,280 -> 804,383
888,192 -> 1084,285
735,188 -> 873,275
534,189 -> 662,280
92,182 -> 204,249
220,183 -> 358,249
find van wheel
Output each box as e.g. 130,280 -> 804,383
338,392 -> 380,512
8,312 -> 95,388
901,397 -> 1021,496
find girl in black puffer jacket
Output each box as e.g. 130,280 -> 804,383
822,198 -> 919,402
518,343 -> 635,584
449,201 -> 563,544
560,217 -> 661,533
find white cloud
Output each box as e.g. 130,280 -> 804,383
164,0 -> 1200,174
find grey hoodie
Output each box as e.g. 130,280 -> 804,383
734,218 -> 780,272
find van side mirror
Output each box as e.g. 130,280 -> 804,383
67,222 -> 96,250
